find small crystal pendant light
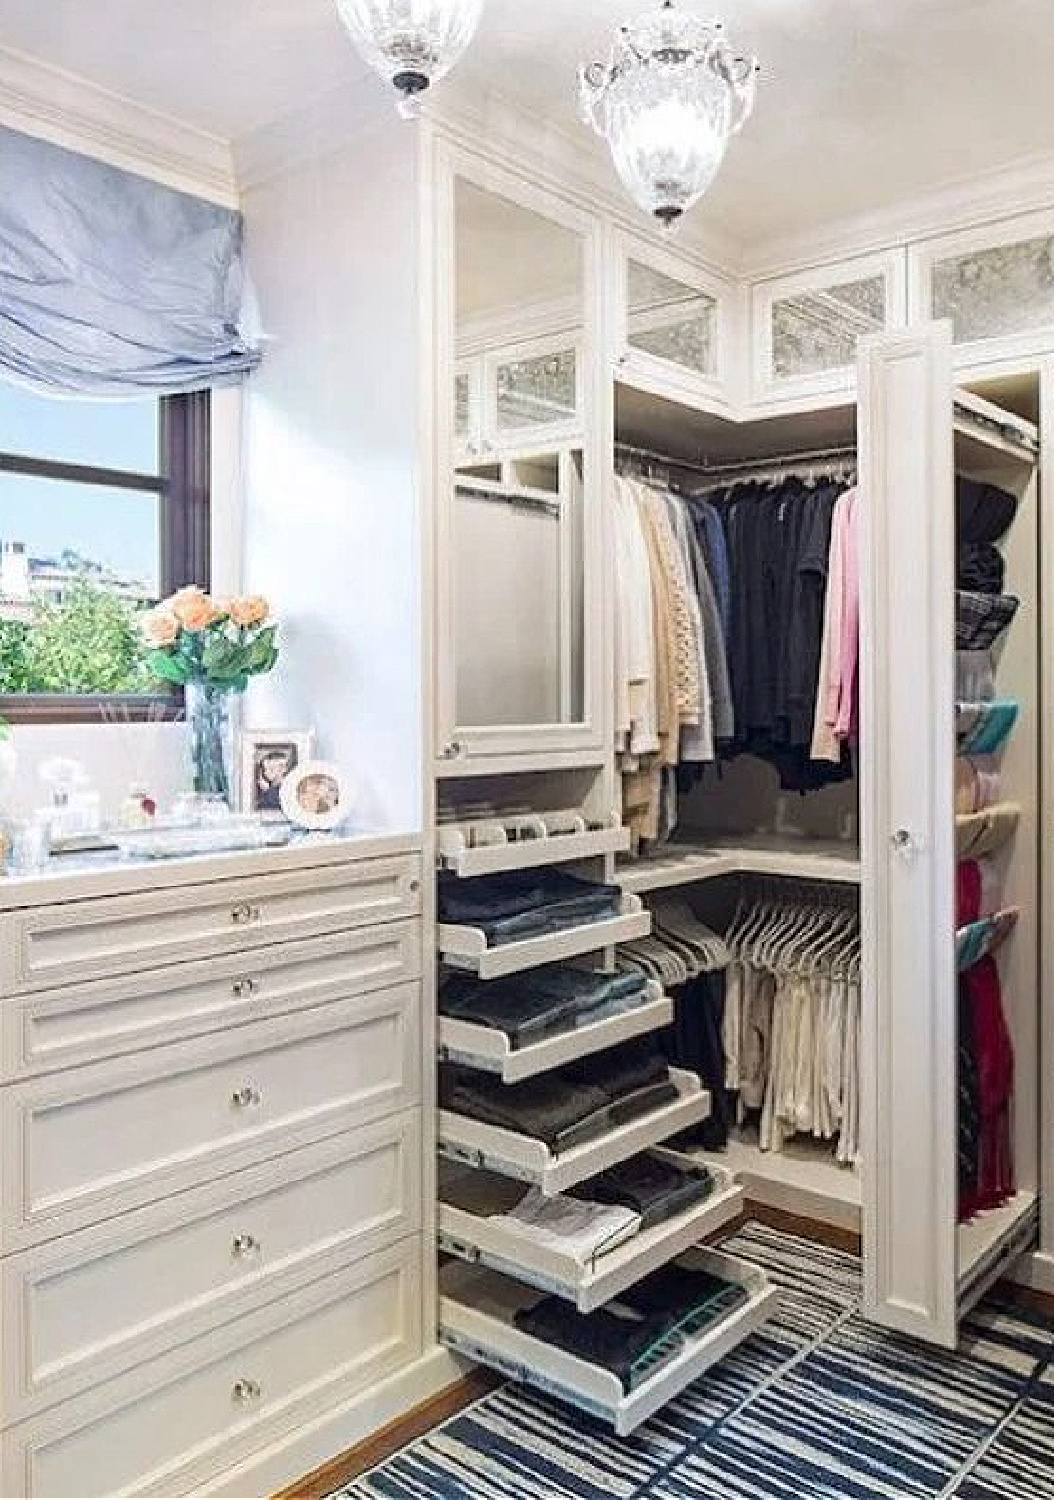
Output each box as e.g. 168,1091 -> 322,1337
579,0 -> 759,225
335,0 -> 485,116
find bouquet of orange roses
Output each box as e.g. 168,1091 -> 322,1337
141,588 -> 278,691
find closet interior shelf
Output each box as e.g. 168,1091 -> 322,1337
953,389 -> 1040,468
438,1151 -> 744,1313
438,816 -> 631,878
957,1191 -> 1039,1316
717,1137 -> 862,1233
616,837 -> 861,895
437,1067 -> 708,1195
439,1246 -> 778,1437
438,892 -> 651,979
438,981 -> 674,1083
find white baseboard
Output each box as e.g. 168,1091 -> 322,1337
1009,1248 -> 1054,1298
204,1345 -> 470,1499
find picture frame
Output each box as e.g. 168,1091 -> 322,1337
279,759 -> 353,832
239,729 -> 315,820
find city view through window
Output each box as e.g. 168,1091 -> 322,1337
0,385 -> 162,697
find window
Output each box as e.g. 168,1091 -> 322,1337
0,387 -> 210,722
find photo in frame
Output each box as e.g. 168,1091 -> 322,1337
239,730 -> 315,819
279,759 -> 353,832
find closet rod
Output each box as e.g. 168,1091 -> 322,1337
615,440 -> 857,483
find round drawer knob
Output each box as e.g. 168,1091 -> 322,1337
232,1378 -> 262,1404
231,903 -> 262,926
231,1085 -> 261,1109
232,1232 -> 260,1257
231,977 -> 258,1000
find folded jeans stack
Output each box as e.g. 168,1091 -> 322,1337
438,869 -> 622,947
439,966 -> 650,1048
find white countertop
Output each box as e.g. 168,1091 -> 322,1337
0,828 -> 423,910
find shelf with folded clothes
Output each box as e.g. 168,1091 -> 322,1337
439,1245 -> 777,1436
438,970 -> 675,1083
438,810 -> 631,878
438,1148 -> 744,1313
437,1064 -> 710,1196
437,867 -> 652,979
616,835 -> 861,895
953,389 -> 1039,472
956,909 -> 1019,973
438,892 -> 651,978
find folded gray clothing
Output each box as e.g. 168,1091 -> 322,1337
441,1041 -> 675,1153
438,967 -> 649,1046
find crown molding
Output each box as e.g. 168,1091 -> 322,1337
0,46 -> 237,206
741,148 -> 1054,281
232,76 -> 743,280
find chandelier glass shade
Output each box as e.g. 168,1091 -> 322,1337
335,0 -> 484,115
579,1 -> 758,224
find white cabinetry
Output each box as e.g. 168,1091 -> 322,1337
0,837 -> 427,1497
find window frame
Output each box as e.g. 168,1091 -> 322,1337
0,390 -> 211,725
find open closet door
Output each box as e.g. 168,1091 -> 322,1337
858,323 -> 959,1346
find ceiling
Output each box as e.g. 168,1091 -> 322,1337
4,0 -> 1054,245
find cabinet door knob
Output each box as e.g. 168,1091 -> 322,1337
232,1378 -> 262,1404
231,903 -> 262,926
231,1085 -> 261,1109
231,977 -> 258,1000
890,828 -> 921,860
232,1232 -> 260,1257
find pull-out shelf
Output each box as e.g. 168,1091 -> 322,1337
439,822 -> 631,878
438,980 -> 673,1083
438,893 -> 650,980
438,1067 -> 709,1194
439,1246 -> 777,1435
439,1151 -> 744,1312
957,1190 -> 1039,1318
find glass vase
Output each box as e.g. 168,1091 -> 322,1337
185,681 -> 237,807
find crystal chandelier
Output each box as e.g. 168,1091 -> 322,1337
335,0 -> 484,116
579,0 -> 758,225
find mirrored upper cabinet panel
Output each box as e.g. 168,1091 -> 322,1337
626,259 -> 716,377
931,233 -> 1054,345
771,274 -> 886,379
455,179 -> 584,457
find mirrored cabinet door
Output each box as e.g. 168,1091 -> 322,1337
752,251 -> 907,404
437,162 -> 602,762
614,234 -> 731,411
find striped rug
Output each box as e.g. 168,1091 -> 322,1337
334,1223 -> 1054,1500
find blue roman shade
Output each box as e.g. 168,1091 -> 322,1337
0,126 -> 261,395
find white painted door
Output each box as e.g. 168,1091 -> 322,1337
858,323 -> 958,1346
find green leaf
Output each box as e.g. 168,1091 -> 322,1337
244,626 -> 278,674
145,650 -> 190,685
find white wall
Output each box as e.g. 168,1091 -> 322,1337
240,121 -> 423,835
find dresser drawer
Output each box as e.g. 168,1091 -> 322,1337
2,1109 -> 422,1421
1,986 -> 421,1250
2,920 -> 422,1080
2,1238 -> 422,1499
0,855 -> 422,995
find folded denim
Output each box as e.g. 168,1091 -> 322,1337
439,966 -> 649,1046
438,870 -> 622,945
573,1150 -> 714,1229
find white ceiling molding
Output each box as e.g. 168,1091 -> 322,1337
0,45 -> 237,207
232,77 -> 742,280
742,147 -> 1054,282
